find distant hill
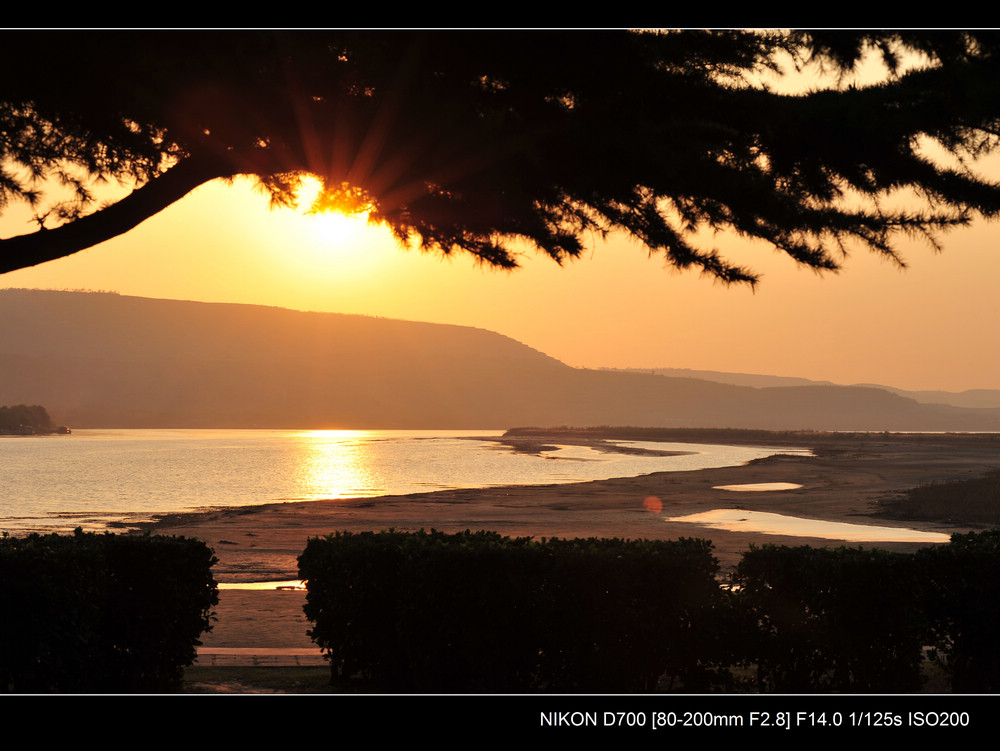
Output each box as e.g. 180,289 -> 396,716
3,289 -> 1000,431
621,367 -> 1000,409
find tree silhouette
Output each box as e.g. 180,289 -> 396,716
4,30 -> 1000,282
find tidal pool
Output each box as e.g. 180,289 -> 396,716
665,509 -> 951,543
218,580 -> 306,590
714,482 -> 803,491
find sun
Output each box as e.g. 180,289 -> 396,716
306,209 -> 372,248
293,176 -> 372,246
265,176 -> 391,276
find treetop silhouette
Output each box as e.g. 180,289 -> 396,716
4,29 -> 1000,282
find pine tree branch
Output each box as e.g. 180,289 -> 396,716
0,156 -> 233,275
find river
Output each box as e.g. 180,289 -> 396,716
0,428 -> 810,534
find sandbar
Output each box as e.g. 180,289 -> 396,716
143,431 -> 1000,648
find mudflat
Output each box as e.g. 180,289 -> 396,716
145,431 -> 999,648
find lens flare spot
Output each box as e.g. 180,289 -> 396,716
643,495 -> 663,513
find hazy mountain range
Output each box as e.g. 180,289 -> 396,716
2,288 -> 999,432
609,368 -> 1000,410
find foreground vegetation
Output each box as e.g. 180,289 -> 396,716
1,530 -> 217,692
181,660 -> 955,694
7,507 -> 1000,693
183,666 -> 335,694
298,528 -> 1000,694
878,470 -> 1000,527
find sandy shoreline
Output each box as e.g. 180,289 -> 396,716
142,432 -> 999,649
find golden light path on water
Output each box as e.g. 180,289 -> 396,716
293,429 -> 378,499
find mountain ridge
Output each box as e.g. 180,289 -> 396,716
612,367 -> 1000,409
2,288 -> 998,432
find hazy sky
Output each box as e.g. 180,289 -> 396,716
3,171 -> 998,394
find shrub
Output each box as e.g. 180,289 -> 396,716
917,530 -> 1000,692
732,545 -> 927,693
0,529 -> 218,692
299,529 -> 724,692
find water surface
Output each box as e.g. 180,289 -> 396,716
1,429 -> 809,534
714,482 -> 803,491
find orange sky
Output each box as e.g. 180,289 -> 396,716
3,171 -> 998,394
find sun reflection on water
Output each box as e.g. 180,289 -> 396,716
290,430 -> 382,500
